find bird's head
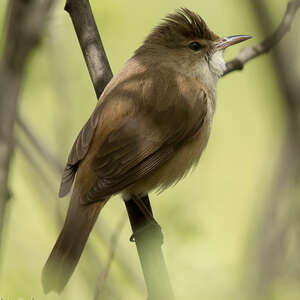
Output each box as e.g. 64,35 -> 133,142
136,8 -> 251,83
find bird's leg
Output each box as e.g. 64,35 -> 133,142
132,195 -> 159,225
128,194 -> 163,244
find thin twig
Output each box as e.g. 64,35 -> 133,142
16,138 -> 65,225
16,140 -> 59,198
93,214 -> 127,300
223,0 -> 300,76
94,220 -> 144,289
16,115 -> 64,174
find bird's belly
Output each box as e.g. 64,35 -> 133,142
125,117 -> 212,195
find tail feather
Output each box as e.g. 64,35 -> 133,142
42,191 -> 107,293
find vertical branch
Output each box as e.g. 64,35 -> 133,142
125,196 -> 175,300
0,0 -> 55,259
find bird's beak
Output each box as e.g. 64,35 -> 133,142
214,35 -> 252,51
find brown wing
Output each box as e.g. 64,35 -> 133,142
58,59 -> 131,197
83,64 -> 208,203
59,106 -> 101,197
59,59 -> 208,201
86,110 -> 206,203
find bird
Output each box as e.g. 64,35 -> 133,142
42,8 -> 251,293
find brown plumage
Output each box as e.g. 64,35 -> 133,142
42,8 -> 250,293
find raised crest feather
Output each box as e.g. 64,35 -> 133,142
144,8 -> 219,45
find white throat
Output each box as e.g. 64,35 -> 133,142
189,50 -> 225,94
208,51 -> 226,79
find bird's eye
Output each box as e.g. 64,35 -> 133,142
188,42 -> 203,52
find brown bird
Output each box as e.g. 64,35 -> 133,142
42,8 -> 251,293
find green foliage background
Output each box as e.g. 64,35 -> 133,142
0,0 -> 299,299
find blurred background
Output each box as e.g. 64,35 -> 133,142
0,0 -> 300,299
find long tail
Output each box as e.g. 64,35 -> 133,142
42,190 -> 107,294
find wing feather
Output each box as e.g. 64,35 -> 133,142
59,58 -> 208,202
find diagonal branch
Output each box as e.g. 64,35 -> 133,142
64,0 -> 113,99
223,0 -> 300,76
93,213 -> 127,300
16,115 -> 64,174
17,140 -> 59,198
